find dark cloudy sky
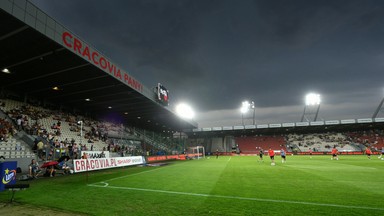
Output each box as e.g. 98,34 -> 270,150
31,0 -> 384,127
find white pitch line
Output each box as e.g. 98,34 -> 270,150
101,161 -> 190,183
104,166 -> 164,182
87,184 -> 384,211
228,157 -> 231,162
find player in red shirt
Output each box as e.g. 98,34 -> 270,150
268,148 -> 275,165
331,146 -> 339,160
365,147 -> 372,160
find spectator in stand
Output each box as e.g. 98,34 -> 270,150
22,116 -> 28,130
28,159 -> 41,179
81,152 -> 88,159
32,138 -> 39,151
44,165 -> 56,177
16,116 -> 22,130
54,139 -> 60,148
37,140 -> 44,160
48,148 -> 53,161
331,146 -> 339,160
15,142 -> 21,151
68,143 -> 73,158
58,158 -> 72,174
100,150 -> 106,158
365,147 -> 372,160
44,143 -> 50,161
0,118 -> 17,141
73,143 -> 78,159
268,148 -> 275,165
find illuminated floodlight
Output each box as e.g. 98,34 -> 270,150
240,100 -> 256,125
240,101 -> 251,113
176,103 -> 195,119
301,93 -> 321,122
2,68 -> 10,74
305,93 -> 321,106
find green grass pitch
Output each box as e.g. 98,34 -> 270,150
1,155 -> 383,215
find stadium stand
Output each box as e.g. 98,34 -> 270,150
346,130 -> 384,150
187,129 -> 384,156
0,98 -> 178,164
235,135 -> 286,154
286,133 -> 361,153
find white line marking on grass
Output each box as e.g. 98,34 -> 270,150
228,157 -> 231,162
99,161 -> 190,183
104,167 -> 164,182
99,182 -> 109,187
87,184 -> 384,211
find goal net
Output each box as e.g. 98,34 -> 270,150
186,146 -> 205,159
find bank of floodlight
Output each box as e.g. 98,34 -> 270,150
176,103 -> 195,120
305,93 -> 321,106
240,101 -> 251,114
2,68 -> 10,74
240,100 -> 255,125
301,93 -> 321,122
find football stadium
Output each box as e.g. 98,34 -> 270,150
1,1 -> 384,215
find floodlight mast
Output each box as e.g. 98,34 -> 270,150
175,103 -> 195,153
301,93 -> 321,122
240,100 -> 255,125
373,97 -> 384,118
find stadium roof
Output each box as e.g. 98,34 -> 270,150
186,118 -> 384,137
0,1 -> 197,132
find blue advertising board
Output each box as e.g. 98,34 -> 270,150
0,161 -> 17,192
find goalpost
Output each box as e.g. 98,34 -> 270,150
186,146 -> 205,159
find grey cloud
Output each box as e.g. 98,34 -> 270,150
31,0 -> 384,127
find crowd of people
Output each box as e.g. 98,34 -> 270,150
286,130 -> 384,153
0,117 -> 17,142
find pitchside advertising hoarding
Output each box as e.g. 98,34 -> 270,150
0,161 -> 17,192
73,156 -> 144,173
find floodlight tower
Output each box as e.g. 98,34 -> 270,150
372,96 -> 384,118
301,93 -> 321,122
240,101 -> 255,125
175,103 -> 195,153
